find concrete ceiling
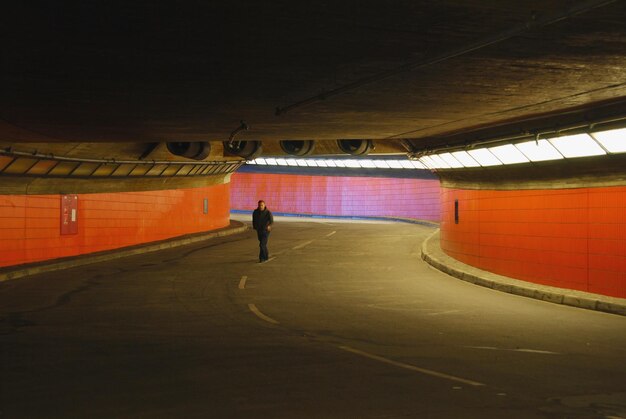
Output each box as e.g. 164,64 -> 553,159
3,0 -> 626,154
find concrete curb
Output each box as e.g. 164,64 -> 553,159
421,229 -> 626,317
0,221 -> 249,282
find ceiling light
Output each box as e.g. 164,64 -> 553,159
333,160 -> 347,167
428,154 -> 451,169
467,148 -> 503,166
374,160 -> 390,168
591,128 -> 626,153
387,160 -> 403,169
359,160 -> 377,168
314,160 -> 328,167
400,160 -> 414,169
286,159 -> 298,166
344,160 -> 361,168
450,151 -> 480,167
411,160 -> 427,169
275,158 -> 288,166
438,152 -> 464,168
515,139 -> 563,162
418,156 -> 437,169
488,144 -> 530,164
265,158 -> 277,165
549,134 -> 606,158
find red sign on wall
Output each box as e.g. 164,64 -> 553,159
61,194 -> 78,235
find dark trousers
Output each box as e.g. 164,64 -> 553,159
257,231 -> 270,261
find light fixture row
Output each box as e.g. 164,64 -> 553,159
245,127 -> 626,171
247,157 -> 427,170
417,128 -> 626,169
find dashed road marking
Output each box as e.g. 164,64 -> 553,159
465,346 -> 559,355
292,240 -> 313,250
326,231 -> 337,237
238,275 -> 247,290
248,304 -> 280,324
339,346 -> 485,387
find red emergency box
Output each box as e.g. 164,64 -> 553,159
61,194 -> 78,235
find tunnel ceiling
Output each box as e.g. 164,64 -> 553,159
3,0 -> 626,154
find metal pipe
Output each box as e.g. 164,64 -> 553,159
412,114 -> 626,156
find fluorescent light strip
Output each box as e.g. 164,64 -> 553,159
428,154 -> 451,169
467,148 -> 503,166
439,152 -> 464,168
591,128 -> 626,153
488,144 -> 529,164
359,160 -> 377,168
419,156 -> 437,169
515,139 -> 563,162
549,134 -> 606,158
451,151 -> 480,167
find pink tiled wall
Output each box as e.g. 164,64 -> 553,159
0,184 -> 230,268
440,186 -> 626,298
230,173 -> 441,222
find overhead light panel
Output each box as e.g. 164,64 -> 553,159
467,148 -> 503,166
387,160 -> 403,169
450,151 -> 480,167
359,160 -> 377,168
374,160 -> 390,168
488,144 -> 530,164
418,156 -> 437,169
428,154 -> 451,169
591,128 -> 626,153
549,134 -> 606,158
515,139 -> 563,162
275,158 -> 288,166
410,160 -> 427,169
439,152 -> 464,168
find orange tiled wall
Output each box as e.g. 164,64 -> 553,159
0,184 -> 230,268
230,173 -> 441,221
440,186 -> 626,298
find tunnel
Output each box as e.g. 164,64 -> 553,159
1,1 -> 626,417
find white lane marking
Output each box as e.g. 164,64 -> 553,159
427,310 -> 461,316
248,304 -> 280,324
339,346 -> 485,387
465,346 -> 559,355
238,275 -> 248,290
325,231 -> 337,237
292,240 -> 313,250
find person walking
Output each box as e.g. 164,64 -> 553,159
252,200 -> 273,262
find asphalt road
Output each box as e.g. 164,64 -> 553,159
1,216 -> 625,418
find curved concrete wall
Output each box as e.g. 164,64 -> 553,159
440,186 -> 626,298
230,173 -> 441,222
0,184 -> 230,268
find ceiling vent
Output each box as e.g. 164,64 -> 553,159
166,142 -> 211,160
337,139 -> 374,156
279,140 -> 315,156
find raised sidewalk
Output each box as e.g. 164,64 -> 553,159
0,221 -> 248,282
421,229 -> 626,316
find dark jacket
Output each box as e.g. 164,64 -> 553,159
252,208 -> 273,232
